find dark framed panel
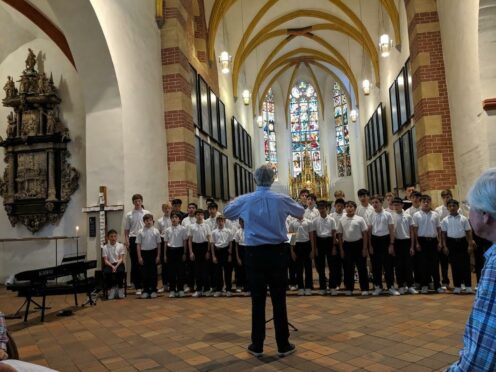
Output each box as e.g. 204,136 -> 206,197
190,66 -> 199,128
240,127 -> 246,164
221,153 -> 229,200
365,124 -> 370,160
371,115 -> 378,155
367,164 -> 372,192
202,141 -> 212,197
212,148 -> 222,199
401,131 -> 413,187
377,104 -> 386,149
232,117 -> 239,158
248,172 -> 254,192
410,126 -> 418,185
397,67 -> 409,127
195,136 -> 203,195
377,157 -> 384,196
243,167 -> 249,194
394,139 -> 404,190
374,159 -> 381,196
199,76 -> 211,135
381,152 -> 391,194
406,59 -> 414,119
234,163 -> 240,196
389,81 -> 399,134
246,133 -> 252,167
210,90 -> 219,143
219,100 -> 227,148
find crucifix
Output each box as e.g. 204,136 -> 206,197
82,186 -> 124,247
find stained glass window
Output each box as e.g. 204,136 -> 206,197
290,81 -> 321,176
333,82 -> 351,177
263,89 -> 278,179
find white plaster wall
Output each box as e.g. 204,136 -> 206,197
0,39 -> 86,281
90,0 -> 168,220
438,0 -> 488,200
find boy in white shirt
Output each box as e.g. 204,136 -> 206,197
288,216 -> 315,295
436,189 -> 454,290
337,201 -> 369,295
413,195 -> 444,294
164,212 -> 188,298
136,214 -> 161,299
406,191 -> 422,217
313,200 -> 337,295
304,194 -> 319,221
391,198 -> 418,295
368,195 -> 397,296
406,191 -> 422,288
356,189 -> 374,224
181,203 -> 197,228
188,209 -> 211,297
441,199 -> 474,294
385,192 -> 395,214
181,202 -> 197,293
124,193 -> 151,296
330,198 -> 346,292
102,229 -> 126,300
211,215 -> 233,297
234,218 -> 249,295
157,203 -> 172,293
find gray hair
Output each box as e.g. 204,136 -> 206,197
468,167 -> 496,219
254,164 -> 275,187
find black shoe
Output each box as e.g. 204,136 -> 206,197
278,343 -> 296,357
247,344 -> 263,357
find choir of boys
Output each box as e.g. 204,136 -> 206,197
112,188 -> 476,299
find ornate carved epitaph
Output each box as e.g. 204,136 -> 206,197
0,49 -> 79,232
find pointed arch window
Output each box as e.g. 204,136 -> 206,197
263,88 -> 278,178
333,82 -> 352,177
289,81 -> 321,177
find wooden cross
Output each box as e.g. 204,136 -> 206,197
82,186 -> 124,247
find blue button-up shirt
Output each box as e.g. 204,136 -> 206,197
448,243 -> 496,372
223,186 -> 304,246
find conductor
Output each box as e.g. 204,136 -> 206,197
224,164 -> 304,357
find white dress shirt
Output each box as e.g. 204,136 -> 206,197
136,227 -> 161,250
157,215 -> 172,237
393,211 -> 414,240
441,214 -> 471,239
187,222 -> 211,243
233,227 -> 245,246
164,225 -> 188,247
369,210 -> 394,237
181,215 -> 196,228
102,242 -> 126,264
405,206 -> 420,218
312,215 -> 336,238
413,210 -> 440,238
211,227 -> 233,248
304,207 -> 320,221
125,208 -> 151,237
337,215 -> 368,242
356,204 -> 374,224
288,218 -> 314,243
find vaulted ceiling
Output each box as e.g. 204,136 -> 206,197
204,0 -> 401,115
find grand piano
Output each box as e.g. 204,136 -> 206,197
6,259 -> 97,322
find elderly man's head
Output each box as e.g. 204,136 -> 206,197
468,168 -> 496,242
254,164 -> 275,187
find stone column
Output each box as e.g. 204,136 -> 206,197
405,0 -> 457,205
161,0 -> 197,202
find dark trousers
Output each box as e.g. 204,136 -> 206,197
395,239 -> 414,287
447,238 -> 472,288
294,241 -> 313,289
343,240 -> 369,291
245,243 -> 290,350
413,251 -> 422,286
439,252 -> 450,286
141,248 -> 158,293
237,244 -> 249,291
192,242 -> 209,292
184,252 -> 195,290
167,247 -> 185,292
371,235 -> 395,288
418,237 -> 441,288
288,244 -> 297,287
160,239 -> 168,287
129,237 -> 142,289
315,237 -> 333,290
103,264 -> 125,288
214,247 -> 232,292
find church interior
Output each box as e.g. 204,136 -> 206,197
0,0 -> 495,371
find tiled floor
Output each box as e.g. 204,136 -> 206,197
0,286 -> 474,371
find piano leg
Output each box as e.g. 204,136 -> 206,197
24,294 -> 31,322
41,295 -> 46,322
